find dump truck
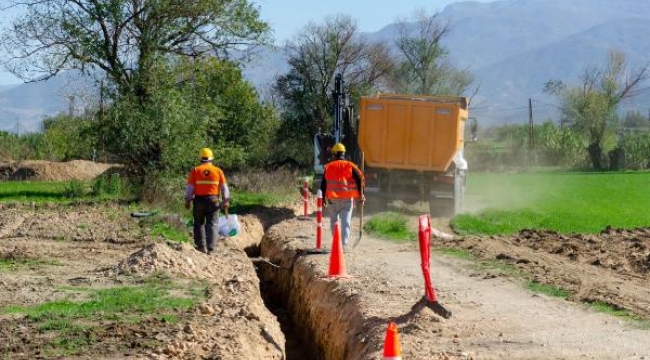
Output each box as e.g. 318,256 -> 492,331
313,75 -> 471,216
358,93 -> 470,216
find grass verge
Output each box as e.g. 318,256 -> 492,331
0,177 -> 128,203
0,258 -> 60,270
363,212 -> 416,242
586,301 -> 650,330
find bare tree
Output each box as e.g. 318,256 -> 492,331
390,10 -> 473,96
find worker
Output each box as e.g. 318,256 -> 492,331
185,148 -> 230,254
320,143 -> 365,252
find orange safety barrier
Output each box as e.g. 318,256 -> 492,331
382,321 -> 402,360
417,214 -> 452,318
328,222 -> 347,277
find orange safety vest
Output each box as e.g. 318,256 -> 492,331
187,163 -> 226,196
324,160 -> 361,199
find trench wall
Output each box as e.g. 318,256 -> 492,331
258,218 -> 380,360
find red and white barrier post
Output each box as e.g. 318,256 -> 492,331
417,214 -> 452,318
316,190 -> 323,249
418,215 -> 436,302
302,177 -> 309,218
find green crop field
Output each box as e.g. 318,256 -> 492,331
453,171 -> 650,235
0,181 -> 82,202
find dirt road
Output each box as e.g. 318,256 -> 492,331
349,236 -> 650,359
263,215 -> 650,359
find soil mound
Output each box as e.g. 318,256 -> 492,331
107,242 -> 226,279
0,160 -> 117,181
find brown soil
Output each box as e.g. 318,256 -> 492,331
1,161 -> 650,360
0,203 -> 284,360
0,160 -> 117,181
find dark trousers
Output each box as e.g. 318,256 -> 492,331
192,196 -> 220,251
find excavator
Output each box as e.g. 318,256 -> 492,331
313,73 -> 473,217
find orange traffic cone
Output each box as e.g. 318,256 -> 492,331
383,322 -> 402,360
328,222 -> 347,277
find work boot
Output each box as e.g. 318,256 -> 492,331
196,246 -> 208,254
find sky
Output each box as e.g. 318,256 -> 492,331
0,0 -> 493,86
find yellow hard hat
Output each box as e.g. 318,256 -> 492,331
199,148 -> 214,161
331,143 -> 346,153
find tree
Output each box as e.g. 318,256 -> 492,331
1,0 -> 273,185
40,114 -> 94,161
1,0 -> 271,101
96,57 -> 275,179
545,51 -> 648,170
390,10 -> 473,96
183,58 -> 278,168
273,15 -> 393,164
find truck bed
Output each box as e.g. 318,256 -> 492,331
358,94 -> 468,172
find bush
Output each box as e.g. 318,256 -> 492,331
91,173 -> 123,197
63,180 -> 86,198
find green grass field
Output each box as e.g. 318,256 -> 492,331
0,181 -> 79,202
454,171 -> 650,235
363,212 -> 416,242
0,178 -> 124,203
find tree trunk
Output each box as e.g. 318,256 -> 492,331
587,142 -> 603,170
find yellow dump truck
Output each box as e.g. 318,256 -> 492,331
358,93 -> 469,216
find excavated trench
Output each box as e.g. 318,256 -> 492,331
249,215 -> 381,360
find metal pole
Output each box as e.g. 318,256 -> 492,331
333,74 -> 343,144
316,190 -> 323,249
529,98 -> 534,150
302,177 -> 309,218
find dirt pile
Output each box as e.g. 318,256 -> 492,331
0,160 -> 117,181
108,241 -> 285,360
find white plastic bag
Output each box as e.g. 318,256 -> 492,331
218,214 -> 241,237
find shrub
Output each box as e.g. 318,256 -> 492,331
91,173 -> 123,197
63,181 -> 86,198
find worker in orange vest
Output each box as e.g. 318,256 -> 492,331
185,148 -> 230,254
320,143 -> 365,252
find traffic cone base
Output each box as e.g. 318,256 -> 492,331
328,223 -> 348,277
383,321 -> 402,360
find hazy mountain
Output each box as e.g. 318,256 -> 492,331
2,0 -> 650,132
0,71 -> 98,133
472,17 -> 650,124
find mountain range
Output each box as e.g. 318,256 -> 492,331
1,0 -> 650,133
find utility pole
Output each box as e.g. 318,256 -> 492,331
99,81 -> 105,161
528,98 -> 534,150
